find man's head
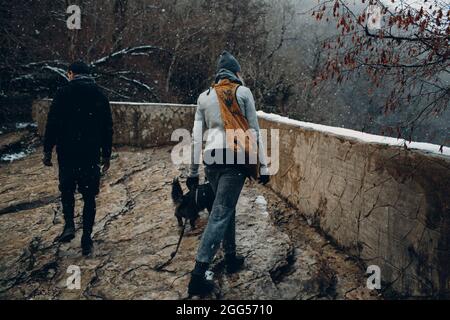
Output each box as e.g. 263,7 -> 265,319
67,61 -> 91,81
217,51 -> 241,76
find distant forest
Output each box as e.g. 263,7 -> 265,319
1,0 -> 448,145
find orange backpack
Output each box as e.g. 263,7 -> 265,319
214,79 -> 259,179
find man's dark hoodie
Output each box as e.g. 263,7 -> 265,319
43,75 -> 113,167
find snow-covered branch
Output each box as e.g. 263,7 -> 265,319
41,65 -> 69,80
118,76 -> 154,93
91,45 -> 170,67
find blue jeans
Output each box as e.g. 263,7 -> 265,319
196,165 -> 246,264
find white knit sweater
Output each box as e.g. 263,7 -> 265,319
190,84 -> 269,177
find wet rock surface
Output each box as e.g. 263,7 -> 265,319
0,146 -> 380,300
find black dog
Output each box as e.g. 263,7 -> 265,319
171,177 -> 214,230
156,178 -> 215,270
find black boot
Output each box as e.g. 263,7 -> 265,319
81,194 -> 96,256
81,232 -> 93,256
225,254 -> 245,274
57,222 -> 75,243
57,193 -> 76,243
188,261 -> 214,296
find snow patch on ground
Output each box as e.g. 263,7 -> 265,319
255,195 -> 269,216
15,122 -> 37,130
255,195 -> 268,206
1,151 -> 29,162
257,111 -> 449,156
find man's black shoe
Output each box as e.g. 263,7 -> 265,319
188,273 -> 215,296
225,254 -> 245,274
57,224 -> 75,243
81,233 -> 93,256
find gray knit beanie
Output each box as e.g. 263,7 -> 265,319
216,51 -> 241,74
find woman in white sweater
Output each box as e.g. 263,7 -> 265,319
187,51 -> 270,296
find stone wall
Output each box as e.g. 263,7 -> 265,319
32,99 -> 196,148
258,116 -> 450,298
32,100 -> 450,297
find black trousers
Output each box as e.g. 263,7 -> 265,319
58,163 -> 101,234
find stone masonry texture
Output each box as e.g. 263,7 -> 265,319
258,118 -> 450,298
32,100 -> 196,148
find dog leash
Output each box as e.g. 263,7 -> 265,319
155,217 -> 188,271
195,187 -> 199,204
156,181 -> 201,271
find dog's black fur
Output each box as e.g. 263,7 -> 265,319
171,177 -> 214,229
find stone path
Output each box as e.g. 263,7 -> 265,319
0,146 -> 380,299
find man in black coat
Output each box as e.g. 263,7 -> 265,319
43,61 -> 113,256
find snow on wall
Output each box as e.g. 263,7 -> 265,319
36,98 -> 447,157
39,98 -> 197,109
257,111 -> 449,157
